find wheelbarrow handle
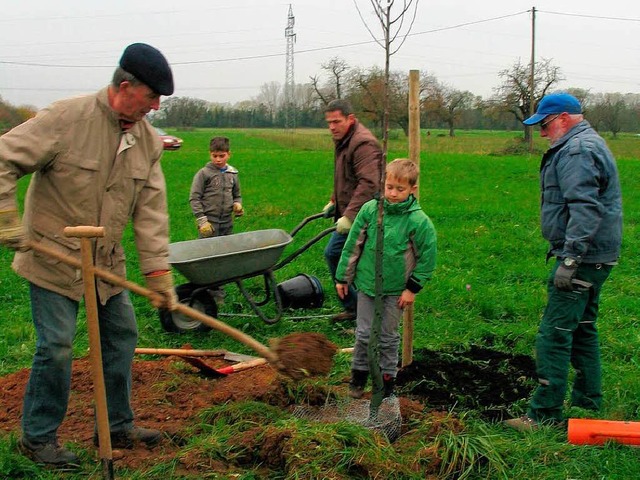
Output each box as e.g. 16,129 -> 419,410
273,226 -> 336,271
26,240 -> 277,363
289,212 -> 330,237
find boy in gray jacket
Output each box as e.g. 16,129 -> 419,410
189,136 -> 243,237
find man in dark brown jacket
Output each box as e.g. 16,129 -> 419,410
0,43 -> 177,468
323,99 -> 383,322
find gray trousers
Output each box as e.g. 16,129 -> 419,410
352,292 -> 402,377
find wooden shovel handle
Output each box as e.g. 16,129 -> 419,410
26,240 -> 277,362
215,347 -> 354,375
63,226 -> 105,238
134,347 -> 227,357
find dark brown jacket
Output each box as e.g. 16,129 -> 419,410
332,121 -> 383,221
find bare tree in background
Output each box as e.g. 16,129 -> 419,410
309,74 -> 329,106
354,0 -> 419,154
491,58 -> 563,143
350,67 -> 410,135
592,93 -> 626,138
423,75 -> 474,137
256,81 -> 282,123
310,56 -> 351,105
323,57 -> 351,100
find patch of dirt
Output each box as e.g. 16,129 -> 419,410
0,344 -> 536,475
396,345 -> 537,420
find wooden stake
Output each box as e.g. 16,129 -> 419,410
403,69 -> 421,368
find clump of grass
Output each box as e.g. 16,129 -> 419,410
491,137 -> 545,156
0,434 -> 41,478
199,400 -> 288,428
432,427 -> 508,479
178,400 -> 421,478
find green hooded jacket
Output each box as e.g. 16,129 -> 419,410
335,195 -> 437,296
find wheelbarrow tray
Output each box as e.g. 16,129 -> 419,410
169,229 -> 293,286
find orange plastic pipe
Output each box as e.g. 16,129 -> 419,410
568,418 -> 640,446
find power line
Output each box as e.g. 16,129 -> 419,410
539,10 -> 640,23
2,8 -> 637,70
408,10 -> 529,36
0,10 -> 532,69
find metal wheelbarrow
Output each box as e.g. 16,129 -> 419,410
159,212 -> 335,333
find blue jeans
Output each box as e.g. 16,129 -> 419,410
22,283 -> 138,443
324,231 -> 357,312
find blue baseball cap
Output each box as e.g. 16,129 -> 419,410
523,93 -> 582,125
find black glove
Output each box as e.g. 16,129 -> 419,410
554,259 -> 578,291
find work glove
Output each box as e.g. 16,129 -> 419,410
322,201 -> 336,219
233,202 -> 244,217
554,259 -> 579,291
145,270 -> 178,310
336,216 -> 352,235
0,209 -> 26,250
196,216 -> 214,238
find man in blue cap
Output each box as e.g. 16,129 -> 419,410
0,43 -> 176,467
505,92 -> 623,430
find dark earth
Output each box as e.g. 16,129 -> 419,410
0,345 -> 537,475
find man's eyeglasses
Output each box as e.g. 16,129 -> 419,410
540,114 -> 560,130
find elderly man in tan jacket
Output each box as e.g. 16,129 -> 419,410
0,43 -> 177,468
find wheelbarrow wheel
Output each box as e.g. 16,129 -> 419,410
159,283 -> 216,334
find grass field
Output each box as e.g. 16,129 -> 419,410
1,127 -> 640,478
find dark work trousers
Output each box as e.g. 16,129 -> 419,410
324,231 -> 357,312
528,260 -> 613,423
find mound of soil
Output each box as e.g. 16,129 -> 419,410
271,332 -> 338,379
0,344 -> 536,475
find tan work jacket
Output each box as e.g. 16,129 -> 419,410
0,87 -> 170,303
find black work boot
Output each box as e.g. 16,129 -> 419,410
19,437 -> 80,468
383,374 -> 396,398
94,427 -> 163,449
349,369 -> 369,399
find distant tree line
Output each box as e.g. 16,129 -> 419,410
151,57 -> 640,138
1,58 -> 638,138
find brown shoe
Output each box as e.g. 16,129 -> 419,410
331,311 -> 356,323
94,427 -> 163,449
503,415 -> 539,431
19,438 -> 80,468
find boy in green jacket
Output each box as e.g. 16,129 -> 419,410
335,159 -> 437,398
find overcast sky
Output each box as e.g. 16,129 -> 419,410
0,0 -> 638,109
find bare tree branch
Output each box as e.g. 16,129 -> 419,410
390,1 -> 418,55
353,0 -> 385,49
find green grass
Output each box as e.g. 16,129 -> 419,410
1,127 -> 640,478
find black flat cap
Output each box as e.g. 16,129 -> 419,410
119,43 -> 174,96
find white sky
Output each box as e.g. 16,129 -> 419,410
0,0 -> 638,109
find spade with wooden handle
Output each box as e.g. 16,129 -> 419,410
27,232 -> 336,379
63,226 -> 114,480
27,235 -> 278,363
